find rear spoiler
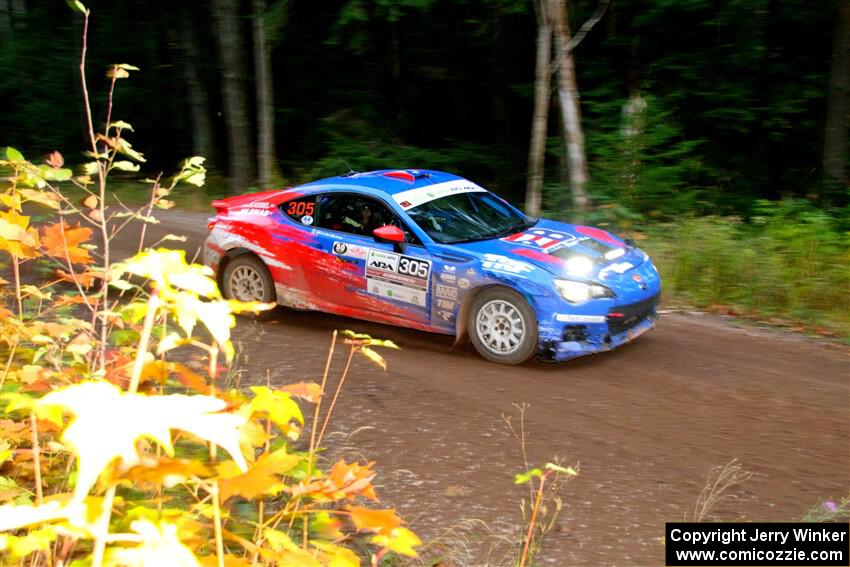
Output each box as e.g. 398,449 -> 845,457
211,189 -> 289,215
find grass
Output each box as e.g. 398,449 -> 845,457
639,212 -> 850,340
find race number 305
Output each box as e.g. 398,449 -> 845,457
398,257 -> 429,279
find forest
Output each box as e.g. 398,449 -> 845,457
1,0 -> 848,333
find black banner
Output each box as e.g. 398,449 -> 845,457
666,523 -> 849,566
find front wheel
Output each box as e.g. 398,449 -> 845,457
467,288 -> 538,365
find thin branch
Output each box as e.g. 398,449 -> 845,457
550,0 -> 609,76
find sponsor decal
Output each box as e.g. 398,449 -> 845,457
436,298 -> 456,310
439,272 -> 457,284
435,284 -> 458,300
555,314 -> 607,323
457,278 -> 470,289
301,215 -> 314,225
236,202 -> 275,216
482,254 -> 534,275
442,265 -> 457,273
332,241 -> 369,259
392,179 -> 487,210
599,262 -> 634,279
366,249 -> 431,307
465,268 -> 476,276
575,225 -> 624,248
503,229 -> 576,250
437,310 -> 454,322
604,247 -> 626,260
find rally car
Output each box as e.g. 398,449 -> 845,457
204,169 -> 661,365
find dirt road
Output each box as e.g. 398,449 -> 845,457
116,210 -> 850,566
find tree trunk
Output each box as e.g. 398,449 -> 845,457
552,0 -> 590,213
0,0 -> 11,40
212,0 -> 255,194
823,0 -> 850,195
177,6 -> 215,163
253,0 -> 276,187
525,0 -> 553,216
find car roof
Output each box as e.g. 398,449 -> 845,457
293,169 -> 468,197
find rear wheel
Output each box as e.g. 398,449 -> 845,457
468,288 -> 538,365
222,255 -> 276,315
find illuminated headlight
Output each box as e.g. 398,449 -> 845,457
563,255 -> 594,276
554,279 -> 614,303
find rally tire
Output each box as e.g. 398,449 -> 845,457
468,288 -> 538,365
221,255 -> 277,317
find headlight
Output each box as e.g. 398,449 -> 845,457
563,255 -> 594,276
554,279 -> 614,303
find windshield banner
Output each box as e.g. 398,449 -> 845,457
393,179 -> 487,210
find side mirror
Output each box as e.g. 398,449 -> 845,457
373,225 -> 406,252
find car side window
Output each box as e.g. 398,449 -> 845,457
282,196 -> 317,226
316,193 -> 420,244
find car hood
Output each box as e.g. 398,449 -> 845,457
443,218 -> 652,286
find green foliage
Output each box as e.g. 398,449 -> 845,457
641,200 -> 850,336
581,94 -> 708,219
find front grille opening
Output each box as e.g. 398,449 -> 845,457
607,293 -> 659,336
562,325 -> 587,342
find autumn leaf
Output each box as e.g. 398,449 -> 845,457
18,189 -> 60,210
216,448 -> 301,502
358,347 -> 387,371
280,382 -> 323,403
370,527 -> 421,558
262,529 -> 321,567
247,386 -> 304,430
123,457 -> 212,488
41,222 -> 93,265
345,506 -> 403,536
0,210 -> 40,258
38,381 -> 248,501
326,460 -> 378,501
45,151 -> 64,168
82,194 -> 98,209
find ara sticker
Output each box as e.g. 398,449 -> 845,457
366,249 -> 431,307
301,215 -> 314,225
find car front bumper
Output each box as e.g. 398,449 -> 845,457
536,293 -> 660,362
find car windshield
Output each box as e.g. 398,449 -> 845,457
406,191 -> 536,244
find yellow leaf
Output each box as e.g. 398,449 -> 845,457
370,527 -> 421,558
18,189 -> 60,210
247,386 -> 304,428
0,193 -> 22,211
310,540 -> 360,567
216,449 -> 300,502
0,210 -> 39,257
109,520 -> 200,567
0,526 -> 57,558
83,194 -> 98,209
358,347 -> 387,371
39,381 -> 247,501
0,501 -> 67,531
263,529 -> 321,567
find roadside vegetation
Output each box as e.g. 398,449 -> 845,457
0,5 -> 421,565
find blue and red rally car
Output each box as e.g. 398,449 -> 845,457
204,170 -> 661,364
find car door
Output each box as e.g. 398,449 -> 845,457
312,192 -> 434,326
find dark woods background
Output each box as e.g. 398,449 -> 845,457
0,0 -> 847,220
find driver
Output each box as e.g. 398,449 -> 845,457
342,201 -> 373,235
